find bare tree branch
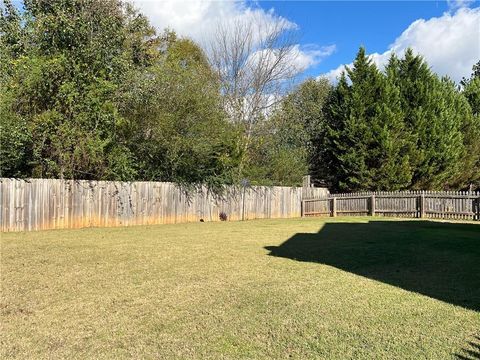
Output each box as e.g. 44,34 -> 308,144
206,14 -> 302,174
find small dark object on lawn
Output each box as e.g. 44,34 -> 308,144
219,212 -> 228,221
200,219 -> 204,222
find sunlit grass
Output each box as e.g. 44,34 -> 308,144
1,217 -> 479,359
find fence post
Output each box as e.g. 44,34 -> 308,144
419,192 -> 425,218
331,197 -> 337,217
301,200 -> 305,217
302,175 -> 312,188
370,195 -> 375,217
476,196 -> 480,221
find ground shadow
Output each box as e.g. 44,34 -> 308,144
456,335 -> 480,359
265,220 -> 480,311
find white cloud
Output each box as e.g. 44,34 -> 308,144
246,44 -> 336,77
321,7 -> 480,84
131,0 -> 333,72
447,0 -> 476,11
292,44 -> 337,71
131,0 -> 294,45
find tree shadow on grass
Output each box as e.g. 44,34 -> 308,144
265,220 -> 480,311
456,335 -> 480,359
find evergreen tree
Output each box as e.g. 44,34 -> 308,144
319,48 -> 475,191
461,60 -> 480,116
394,49 -> 466,189
325,48 -> 411,191
373,54 -> 412,190
328,48 -> 378,190
456,61 -> 480,188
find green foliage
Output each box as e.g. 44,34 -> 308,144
1,0 -> 149,179
463,76 -> 480,116
325,49 -> 412,191
0,99 -> 32,177
2,1 -> 477,190
244,78 -> 331,186
457,61 -> 480,188
317,48 -> 479,191
391,49 -> 466,189
0,0 -> 240,188
116,36 -> 241,188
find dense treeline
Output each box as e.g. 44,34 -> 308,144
1,0 -> 479,190
319,49 -> 480,191
1,0 -> 239,189
256,50 -> 480,190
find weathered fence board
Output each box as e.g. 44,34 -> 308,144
0,178 -> 328,232
303,190 -> 480,221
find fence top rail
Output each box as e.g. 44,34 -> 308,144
423,195 -> 479,199
303,192 -> 480,201
336,195 -> 372,200
0,177 -> 330,193
332,190 -> 479,196
304,195 -> 414,201
303,198 -> 328,201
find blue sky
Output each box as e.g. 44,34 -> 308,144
132,0 -> 479,83
259,1 -> 459,78
9,0 -> 479,82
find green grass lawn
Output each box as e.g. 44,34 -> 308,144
1,217 -> 479,359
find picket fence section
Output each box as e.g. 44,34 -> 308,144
302,191 -> 480,221
0,178 -> 329,232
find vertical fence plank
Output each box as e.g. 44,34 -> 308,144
420,192 -> 425,218
370,195 -> 375,216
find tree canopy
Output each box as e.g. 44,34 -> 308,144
1,1 -> 478,190
0,0 -> 239,189
308,48 -> 480,191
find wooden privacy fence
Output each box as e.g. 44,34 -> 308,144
0,178 -> 328,232
302,191 -> 480,221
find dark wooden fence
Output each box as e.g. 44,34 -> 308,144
302,191 -> 480,221
0,178 -> 329,232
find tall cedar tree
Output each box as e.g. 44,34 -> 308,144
326,48 -> 411,191
457,61 -> 480,188
393,49 -> 468,189
321,48 -> 478,191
